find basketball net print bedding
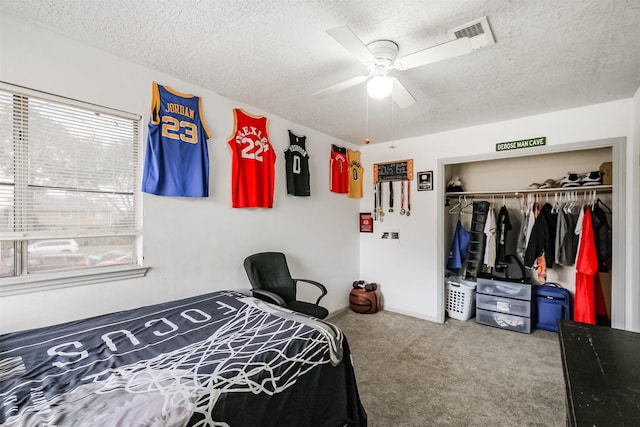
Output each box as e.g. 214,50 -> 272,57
0,291 -> 367,426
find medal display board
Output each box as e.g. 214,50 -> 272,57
374,159 -> 413,182
372,159 -> 414,221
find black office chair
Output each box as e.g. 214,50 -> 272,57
243,252 -> 329,319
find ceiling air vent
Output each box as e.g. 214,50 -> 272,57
447,16 -> 495,50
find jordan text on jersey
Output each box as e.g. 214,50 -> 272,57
165,103 -> 195,119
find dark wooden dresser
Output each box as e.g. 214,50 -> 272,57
558,319 -> 640,426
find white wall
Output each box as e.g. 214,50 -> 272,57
360,99 -> 640,331
0,14 -> 361,333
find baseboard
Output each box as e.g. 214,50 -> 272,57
327,305 -> 442,324
381,305 -> 442,323
327,306 -> 350,319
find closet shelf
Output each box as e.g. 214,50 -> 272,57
445,184 -> 612,198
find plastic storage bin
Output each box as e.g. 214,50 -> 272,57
476,308 -> 532,333
476,293 -> 532,317
475,277 -> 533,334
445,277 -> 476,320
476,277 -> 532,300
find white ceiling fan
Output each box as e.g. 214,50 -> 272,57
312,25 -> 475,108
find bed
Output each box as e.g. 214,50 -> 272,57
0,290 -> 367,426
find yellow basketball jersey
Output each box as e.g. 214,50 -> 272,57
347,149 -> 363,198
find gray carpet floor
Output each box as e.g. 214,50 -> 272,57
329,309 -> 566,427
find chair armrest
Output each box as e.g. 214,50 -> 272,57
250,289 -> 286,306
293,278 -> 328,305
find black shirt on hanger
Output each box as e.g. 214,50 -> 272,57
591,203 -> 612,273
495,205 -> 512,263
524,203 -> 558,268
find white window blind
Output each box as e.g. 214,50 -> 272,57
0,83 -> 142,283
2,88 -> 139,237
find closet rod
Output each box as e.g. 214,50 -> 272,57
445,184 -> 612,198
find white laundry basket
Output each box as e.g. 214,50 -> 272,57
445,277 -> 477,321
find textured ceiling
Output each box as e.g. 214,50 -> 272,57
1,0 -> 639,145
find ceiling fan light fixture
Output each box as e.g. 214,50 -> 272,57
367,75 -> 393,99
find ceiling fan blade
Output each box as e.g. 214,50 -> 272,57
390,77 -> 416,108
394,37 -> 472,70
326,26 -> 376,64
312,75 -> 368,98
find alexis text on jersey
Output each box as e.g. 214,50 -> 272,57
227,108 -> 276,208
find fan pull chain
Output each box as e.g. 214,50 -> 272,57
391,97 -> 395,140
364,89 -> 370,144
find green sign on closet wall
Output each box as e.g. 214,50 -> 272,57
496,137 -> 546,152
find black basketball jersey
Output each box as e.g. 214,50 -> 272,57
284,130 -> 311,196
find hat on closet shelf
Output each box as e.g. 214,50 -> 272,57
447,176 -> 464,192
527,182 -> 542,190
540,178 -> 560,189
527,179 -> 560,190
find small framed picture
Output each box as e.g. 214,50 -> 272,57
417,171 -> 433,191
360,213 -> 373,232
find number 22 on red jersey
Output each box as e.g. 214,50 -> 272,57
227,108 -> 276,208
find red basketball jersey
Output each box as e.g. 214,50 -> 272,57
227,108 -> 276,208
330,144 -> 349,193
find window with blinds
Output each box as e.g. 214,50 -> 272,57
0,83 -> 140,279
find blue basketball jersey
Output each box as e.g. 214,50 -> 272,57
142,82 -> 211,197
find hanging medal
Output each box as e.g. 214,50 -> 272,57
388,181 -> 394,213
400,181 -> 406,215
373,181 -> 378,221
377,182 -> 384,221
406,180 -> 411,216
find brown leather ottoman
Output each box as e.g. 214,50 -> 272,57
349,288 -> 382,314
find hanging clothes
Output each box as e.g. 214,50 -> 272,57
536,254 -> 547,282
516,211 -> 530,262
590,203 -> 612,273
524,203 -> 558,269
574,208 -> 598,324
495,205 -> 512,264
483,206 -> 497,268
554,208 -> 567,265
591,200 -> 612,324
525,205 -> 537,247
557,208 -> 580,266
594,273 -> 609,322
447,220 -> 471,274
565,210 -> 580,265
574,206 -> 585,258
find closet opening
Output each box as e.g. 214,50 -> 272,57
436,137 -> 626,330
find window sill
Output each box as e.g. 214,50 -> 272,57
0,265 -> 150,297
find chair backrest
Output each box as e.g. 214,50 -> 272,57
243,252 -> 296,303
